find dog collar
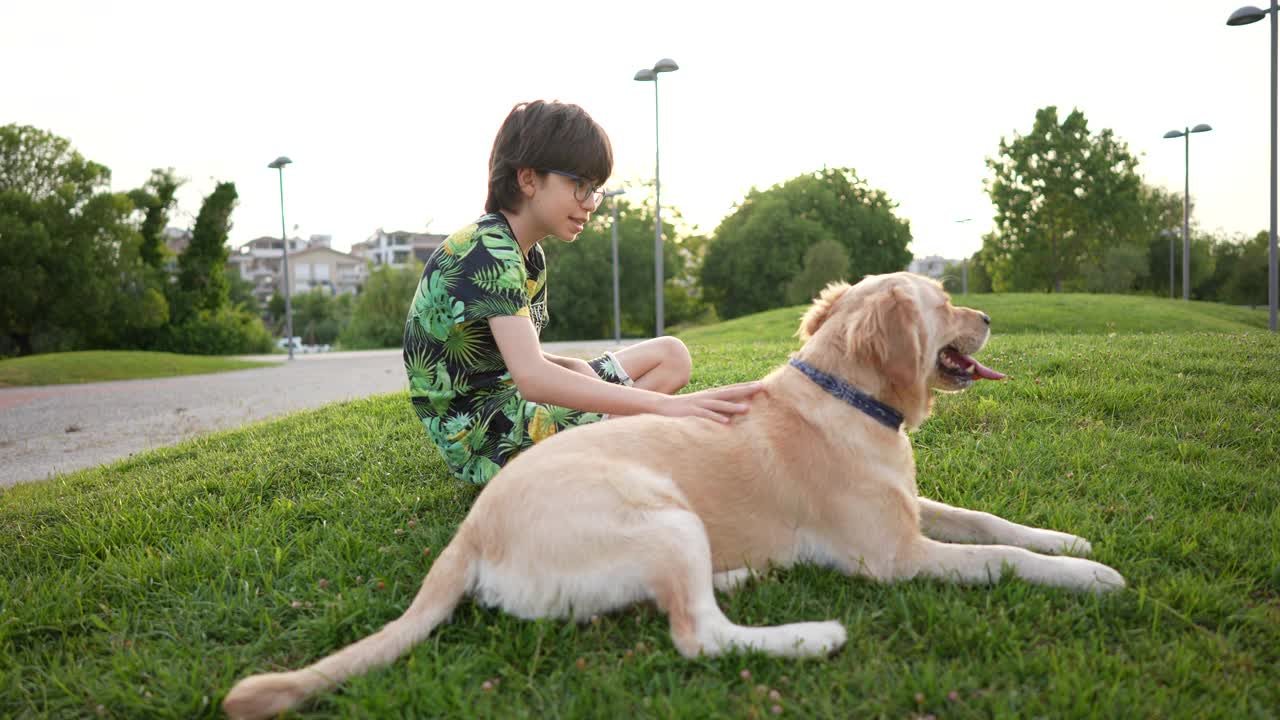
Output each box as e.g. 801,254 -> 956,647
788,358 -> 904,431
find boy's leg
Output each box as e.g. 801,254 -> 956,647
607,337 -> 692,394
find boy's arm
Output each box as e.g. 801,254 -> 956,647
490,316 -> 759,423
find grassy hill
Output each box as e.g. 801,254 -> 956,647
678,293 -> 1271,345
0,351 -> 275,388
2,294 -> 1277,717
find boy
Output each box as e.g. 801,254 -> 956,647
403,100 -> 760,485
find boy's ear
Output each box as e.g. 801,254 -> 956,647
516,167 -> 539,198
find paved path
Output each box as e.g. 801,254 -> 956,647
0,341 -> 632,488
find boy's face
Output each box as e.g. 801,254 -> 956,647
522,169 -> 604,242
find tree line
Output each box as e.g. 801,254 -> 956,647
2,106 -> 1270,357
949,106 -> 1268,303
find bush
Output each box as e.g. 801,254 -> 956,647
156,307 -> 274,355
339,262 -> 420,349
785,239 -> 850,305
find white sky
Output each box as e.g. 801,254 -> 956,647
2,0 -> 1273,260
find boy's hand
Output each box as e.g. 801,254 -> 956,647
658,382 -> 763,424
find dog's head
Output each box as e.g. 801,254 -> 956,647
794,272 -> 1004,428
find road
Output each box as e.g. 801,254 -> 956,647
0,341 -> 630,488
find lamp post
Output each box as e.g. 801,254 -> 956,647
1228,2 -> 1278,332
1163,124 -> 1212,301
268,156 -> 294,360
955,218 -> 972,294
634,58 -> 679,337
604,188 -> 626,344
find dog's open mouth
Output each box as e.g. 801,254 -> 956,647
937,346 -> 1006,381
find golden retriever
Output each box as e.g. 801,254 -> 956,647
223,272 -> 1124,719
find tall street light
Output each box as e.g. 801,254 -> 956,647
1162,124 -> 1212,300
634,57 -> 679,337
955,218 -> 972,294
268,156 -> 295,360
604,188 -> 626,344
1228,2 -> 1278,332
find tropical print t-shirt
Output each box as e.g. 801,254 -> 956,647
402,213 -> 604,485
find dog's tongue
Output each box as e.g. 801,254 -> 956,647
947,349 -> 1007,380
964,353 -> 1006,380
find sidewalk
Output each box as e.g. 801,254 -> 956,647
0,340 -> 636,488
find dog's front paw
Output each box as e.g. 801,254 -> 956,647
1084,562 -> 1126,593
1031,530 -> 1092,556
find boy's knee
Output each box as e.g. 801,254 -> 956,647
658,336 -> 692,388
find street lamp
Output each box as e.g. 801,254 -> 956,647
1227,2 -> 1278,332
268,155 -> 294,360
604,188 -> 626,344
1162,124 -> 1212,300
634,57 -> 679,337
955,218 -> 972,294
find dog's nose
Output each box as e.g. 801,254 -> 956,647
980,313 -> 990,325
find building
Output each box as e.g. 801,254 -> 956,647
288,245 -> 368,296
350,228 -> 446,268
908,255 -> 959,279
227,234 -> 366,306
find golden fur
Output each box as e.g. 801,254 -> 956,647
224,272 -> 1124,720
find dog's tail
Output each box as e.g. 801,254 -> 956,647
222,540 -> 474,720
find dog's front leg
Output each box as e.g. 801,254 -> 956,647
917,497 -> 1092,555
905,537 -> 1125,594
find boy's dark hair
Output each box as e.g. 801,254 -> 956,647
486,100 -> 613,214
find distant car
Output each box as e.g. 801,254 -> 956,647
276,336 -> 302,351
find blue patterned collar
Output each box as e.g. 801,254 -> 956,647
788,358 -> 904,431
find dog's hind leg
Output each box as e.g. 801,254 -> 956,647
712,568 -> 756,593
645,509 -> 845,659
222,541 -> 475,720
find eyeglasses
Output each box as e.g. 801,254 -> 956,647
541,169 -> 606,205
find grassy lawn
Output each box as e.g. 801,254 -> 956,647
679,293 -> 1271,344
0,351 -> 276,388
2,297 -> 1278,718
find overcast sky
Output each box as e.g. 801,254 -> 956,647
3,0 -> 1273,260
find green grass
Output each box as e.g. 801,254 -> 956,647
680,293 -> 1271,344
0,351 -> 276,388
2,299 -> 1278,718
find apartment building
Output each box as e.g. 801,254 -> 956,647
907,254 -> 959,279
350,228 -> 446,268
227,234 -> 366,306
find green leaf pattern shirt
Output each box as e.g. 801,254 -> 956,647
402,213 -> 608,485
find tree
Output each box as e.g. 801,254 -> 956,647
174,182 -> 237,323
340,262 -> 421,349
1220,231 -> 1269,306
539,195 -> 698,341
289,288 -> 352,345
941,251 -> 993,294
701,168 -> 911,318
785,239 -> 850,305
0,125 -> 160,355
225,267 -> 259,311
1082,243 -> 1150,293
127,168 -> 183,270
1137,185 -> 1191,297
0,124 -> 109,202
982,107 -> 1146,292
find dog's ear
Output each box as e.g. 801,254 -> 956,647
848,285 -> 926,389
796,281 -> 852,341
